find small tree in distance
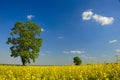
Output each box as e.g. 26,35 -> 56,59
73,56 -> 82,65
7,21 -> 43,65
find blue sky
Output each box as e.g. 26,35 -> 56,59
0,0 -> 120,65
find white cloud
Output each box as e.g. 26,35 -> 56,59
57,36 -> 64,39
109,40 -> 117,44
115,49 -> 120,53
41,53 -> 46,56
63,51 -> 69,54
64,50 -> 85,54
115,49 -> 120,56
41,28 -> 45,32
70,50 -> 85,54
27,15 -> 34,20
82,10 -> 93,20
40,51 -> 51,56
92,14 -> 114,26
82,10 -> 114,26
45,51 -> 51,54
81,55 -> 96,60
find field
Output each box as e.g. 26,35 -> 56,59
0,64 -> 120,80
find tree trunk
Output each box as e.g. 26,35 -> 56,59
21,57 -> 26,66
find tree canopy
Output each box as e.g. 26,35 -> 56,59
73,56 -> 82,65
7,21 -> 43,65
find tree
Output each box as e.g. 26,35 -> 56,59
73,56 -> 82,65
7,22 -> 43,65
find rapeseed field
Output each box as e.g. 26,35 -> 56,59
0,64 -> 120,80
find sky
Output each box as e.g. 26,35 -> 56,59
0,0 -> 120,65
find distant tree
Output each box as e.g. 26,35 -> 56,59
73,56 -> 82,65
7,22 -> 43,65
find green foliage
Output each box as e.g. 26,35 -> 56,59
7,22 -> 43,65
73,56 -> 82,65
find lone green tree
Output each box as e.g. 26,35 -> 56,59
73,56 -> 82,65
7,22 -> 43,65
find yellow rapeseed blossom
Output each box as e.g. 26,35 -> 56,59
0,64 -> 120,80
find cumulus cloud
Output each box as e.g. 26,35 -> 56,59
109,40 -> 117,44
27,15 -> 34,20
63,50 -> 85,54
82,10 -> 114,26
70,50 -> 85,54
92,14 -> 114,26
82,10 -> 93,20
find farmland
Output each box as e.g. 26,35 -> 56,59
0,63 -> 120,80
